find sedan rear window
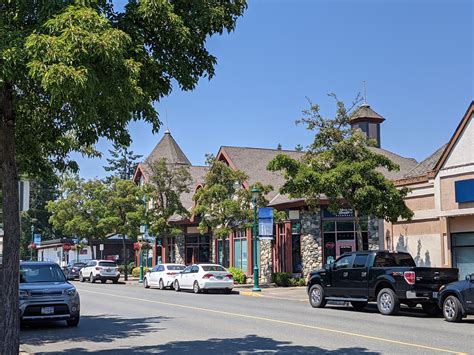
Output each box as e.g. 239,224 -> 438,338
20,264 -> 66,283
99,262 -> 117,267
202,265 -> 226,272
167,265 -> 185,271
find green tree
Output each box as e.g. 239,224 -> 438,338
146,158 -> 192,239
1,1 -> 246,351
100,179 -> 147,281
295,144 -> 304,152
104,142 -> 142,181
47,176 -> 108,259
193,156 -> 272,239
268,95 -> 413,251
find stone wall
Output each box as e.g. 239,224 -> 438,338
300,209 -> 323,277
174,235 -> 185,265
259,239 -> 273,284
368,217 -> 381,251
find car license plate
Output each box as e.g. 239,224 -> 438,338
216,276 -> 223,280
106,268 -> 111,272
41,306 -> 54,315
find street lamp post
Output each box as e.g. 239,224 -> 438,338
251,186 -> 261,292
30,225 -> 34,260
139,247 -> 145,283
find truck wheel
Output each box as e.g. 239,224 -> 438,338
443,295 -> 463,322
309,284 -> 326,308
422,303 -> 441,316
351,301 -> 368,311
377,288 -> 399,315
66,314 -> 80,327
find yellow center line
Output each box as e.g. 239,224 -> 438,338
79,288 -> 465,355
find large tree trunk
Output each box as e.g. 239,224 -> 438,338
354,209 -> 364,251
1,83 -> 21,355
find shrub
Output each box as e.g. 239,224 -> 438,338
272,272 -> 291,287
118,262 -> 135,275
288,277 -> 307,287
131,267 -> 150,278
228,267 -> 246,284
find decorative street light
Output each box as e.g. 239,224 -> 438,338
251,186 -> 261,292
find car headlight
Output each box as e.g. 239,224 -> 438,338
19,290 -> 29,298
63,288 -> 77,297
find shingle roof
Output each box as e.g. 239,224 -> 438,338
145,130 -> 191,166
350,104 -> 385,122
369,147 -> 418,180
404,144 -> 447,178
220,146 -> 305,202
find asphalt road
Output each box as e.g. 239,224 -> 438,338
20,281 -> 473,354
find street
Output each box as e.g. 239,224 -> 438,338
20,282 -> 473,354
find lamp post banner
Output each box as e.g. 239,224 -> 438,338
258,208 -> 273,238
33,234 -> 41,246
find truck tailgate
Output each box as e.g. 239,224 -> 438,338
413,267 -> 458,292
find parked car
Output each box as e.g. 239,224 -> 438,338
64,261 -> 87,280
79,260 -> 120,284
438,273 -> 474,322
173,264 -> 234,294
144,263 -> 185,289
307,250 -> 459,315
19,261 -> 80,326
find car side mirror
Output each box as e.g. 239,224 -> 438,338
467,274 -> 474,282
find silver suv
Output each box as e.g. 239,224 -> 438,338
79,260 -> 120,284
20,261 -> 80,326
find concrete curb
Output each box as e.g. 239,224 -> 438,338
239,290 -> 264,297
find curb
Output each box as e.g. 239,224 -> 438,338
239,290 -> 264,297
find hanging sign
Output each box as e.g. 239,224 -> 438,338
258,208 -> 273,239
33,234 -> 41,246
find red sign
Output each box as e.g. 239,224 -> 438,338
63,243 -> 72,252
325,242 -> 335,249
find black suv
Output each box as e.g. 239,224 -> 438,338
307,251 -> 458,315
438,274 -> 474,322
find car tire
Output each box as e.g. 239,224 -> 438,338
66,315 -> 80,327
224,288 -> 232,294
90,273 -> 96,283
144,277 -> 150,289
193,281 -> 201,294
377,288 -> 399,315
422,302 -> 441,316
443,295 -> 463,322
309,284 -> 326,308
351,301 -> 368,311
174,280 -> 181,292
79,273 -> 85,282
159,279 -> 165,290
101,279 -> 106,284
113,278 -> 119,284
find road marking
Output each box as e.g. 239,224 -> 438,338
79,288 -> 465,354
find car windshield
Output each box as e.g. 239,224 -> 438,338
20,264 -> 66,283
167,265 -> 185,271
202,265 -> 226,272
99,261 -> 117,267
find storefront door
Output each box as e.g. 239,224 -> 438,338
452,232 -> 474,279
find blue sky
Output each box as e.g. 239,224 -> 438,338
75,0 -> 473,179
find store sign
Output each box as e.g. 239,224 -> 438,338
325,242 -> 335,249
323,208 -> 354,218
455,179 -> 474,203
258,208 -> 273,239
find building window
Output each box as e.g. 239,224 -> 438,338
233,229 -> 247,272
185,235 -> 210,265
167,237 -> 176,263
292,222 -> 302,273
217,239 -> 230,268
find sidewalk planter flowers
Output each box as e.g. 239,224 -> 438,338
132,267 -> 150,278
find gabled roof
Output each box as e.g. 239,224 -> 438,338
433,101 -> 474,171
145,130 -> 191,166
404,144 -> 447,178
217,146 -> 305,202
350,104 -> 385,124
369,147 -> 418,180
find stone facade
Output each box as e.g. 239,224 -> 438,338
259,239 -> 273,284
300,209 -> 323,277
174,235 -> 185,265
368,217 -> 381,251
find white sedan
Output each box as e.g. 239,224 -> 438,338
144,263 -> 185,290
173,264 -> 234,294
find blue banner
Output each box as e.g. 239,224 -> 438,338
258,208 -> 273,237
33,234 -> 41,246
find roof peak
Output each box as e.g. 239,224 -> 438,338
350,104 -> 385,123
145,131 -> 191,166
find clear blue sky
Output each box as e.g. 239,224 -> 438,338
75,0 -> 473,179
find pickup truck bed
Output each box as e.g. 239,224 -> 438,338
307,251 -> 458,315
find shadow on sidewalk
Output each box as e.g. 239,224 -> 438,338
44,334 -> 381,354
20,314 -> 170,346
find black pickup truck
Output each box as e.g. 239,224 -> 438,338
307,250 -> 458,315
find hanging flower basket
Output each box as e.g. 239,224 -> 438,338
28,243 -> 37,250
133,242 -> 141,251
63,243 -> 72,252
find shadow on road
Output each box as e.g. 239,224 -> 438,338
43,334 -> 381,354
325,303 -> 443,318
20,314 -> 170,346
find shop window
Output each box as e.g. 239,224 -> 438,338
186,234 -> 210,265
233,229 -> 247,272
322,221 -> 335,232
217,239 -> 230,268
336,221 -> 354,231
292,222 -> 302,273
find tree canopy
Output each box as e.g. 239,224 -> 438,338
104,142 -> 142,182
268,95 -> 413,250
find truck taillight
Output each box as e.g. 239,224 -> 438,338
404,271 -> 416,285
